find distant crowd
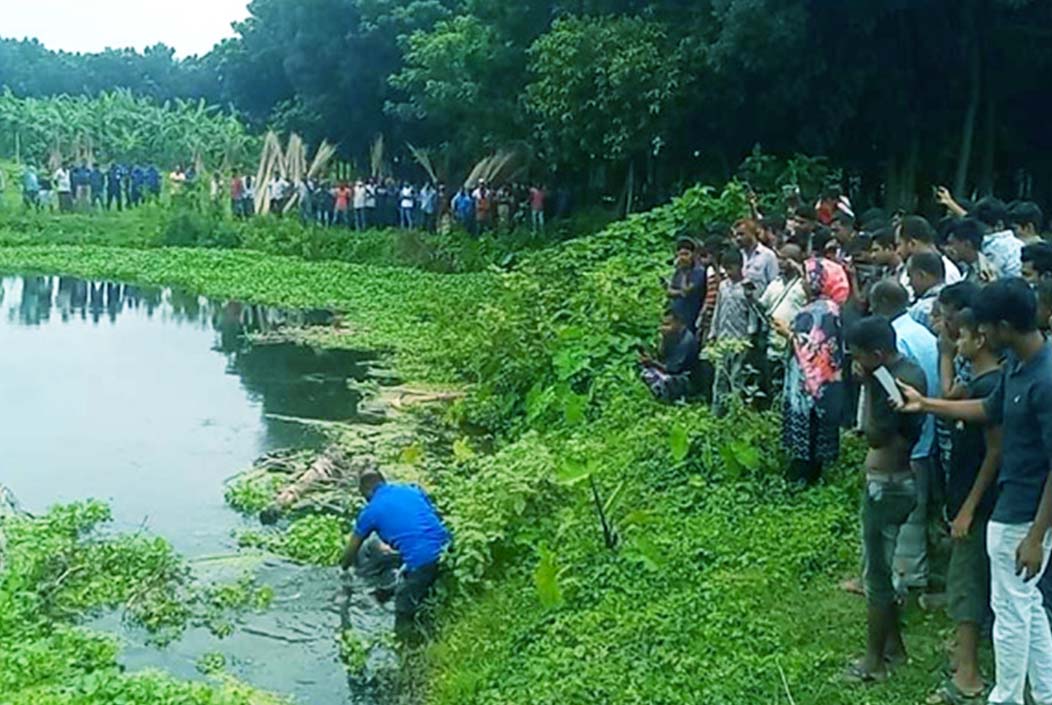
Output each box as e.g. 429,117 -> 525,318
639,184 -> 1052,702
227,174 -> 566,235
20,163 -> 168,211
15,161 -> 570,236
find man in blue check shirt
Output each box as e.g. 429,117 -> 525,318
899,279 -> 1052,705
341,466 -> 451,637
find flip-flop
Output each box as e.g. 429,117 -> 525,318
925,679 -> 985,705
843,661 -> 887,684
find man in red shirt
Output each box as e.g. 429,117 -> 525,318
529,184 -> 546,232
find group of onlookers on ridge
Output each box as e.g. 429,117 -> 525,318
16,160 -> 563,236
19,163 -> 169,212
228,174 -> 559,235
639,184 -> 1052,703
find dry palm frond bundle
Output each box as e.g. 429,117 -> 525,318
285,134 -> 306,183
408,143 -> 438,183
47,144 -> 63,171
462,147 -> 529,189
370,134 -> 386,180
283,138 -> 337,214
307,141 -> 337,180
254,131 -> 284,215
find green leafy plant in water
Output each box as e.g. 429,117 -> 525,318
339,629 -> 369,676
225,472 -> 287,515
195,651 -> 228,675
0,502 -> 285,703
237,514 -> 346,566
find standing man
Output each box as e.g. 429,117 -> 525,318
352,181 -> 368,231
89,164 -> 105,210
760,243 -> 808,367
898,279 -> 1052,705
340,466 -> 451,639
21,164 -> 39,209
529,183 -> 547,233
667,237 -> 707,333
844,316 -> 928,683
106,163 -> 124,211
870,279 -> 939,594
420,182 -> 438,232
54,164 -> 72,213
896,216 -> 962,294
906,252 -> 946,333
735,218 -> 779,291
974,197 -> 1023,278
945,218 -> 998,284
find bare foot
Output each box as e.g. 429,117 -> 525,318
839,577 -> 865,596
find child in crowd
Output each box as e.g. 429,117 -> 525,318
938,307 -> 1001,702
707,248 -> 752,415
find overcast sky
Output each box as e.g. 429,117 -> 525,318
3,0 -> 251,57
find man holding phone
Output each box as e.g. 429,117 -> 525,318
844,316 -> 928,683
897,279 -> 1052,705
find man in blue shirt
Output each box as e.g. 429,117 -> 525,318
870,279 -> 939,591
898,278 -> 1052,705
341,467 -> 450,636
667,237 -> 707,333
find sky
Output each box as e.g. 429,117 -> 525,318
2,0 -> 251,57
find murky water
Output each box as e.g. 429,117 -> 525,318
0,274 -> 390,704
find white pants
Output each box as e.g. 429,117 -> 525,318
988,521 -> 1052,705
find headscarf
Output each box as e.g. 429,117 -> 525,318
788,258 -> 846,401
806,257 -> 850,305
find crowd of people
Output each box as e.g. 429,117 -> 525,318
16,161 -> 567,236
639,184 -> 1052,702
19,163 -> 169,212
226,174 -> 561,234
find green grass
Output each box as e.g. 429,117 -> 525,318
0,175 -> 967,705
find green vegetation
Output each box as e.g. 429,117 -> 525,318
0,176 -> 958,704
0,502 -> 284,704
7,2 -> 1052,206
0,91 -> 254,167
238,515 -> 347,567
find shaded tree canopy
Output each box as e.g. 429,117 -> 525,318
3,0 -> 1052,208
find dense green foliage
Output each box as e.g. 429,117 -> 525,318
0,91 -> 254,167
6,2 -> 1052,205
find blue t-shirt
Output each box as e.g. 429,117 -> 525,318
892,313 -> 939,459
669,265 -> 707,330
354,483 -> 450,571
983,343 -> 1052,525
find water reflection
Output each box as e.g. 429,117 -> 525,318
0,274 -> 382,705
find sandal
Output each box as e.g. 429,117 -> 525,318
843,660 -> 887,684
925,679 -> 985,705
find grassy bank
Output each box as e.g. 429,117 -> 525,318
0,182 -> 958,705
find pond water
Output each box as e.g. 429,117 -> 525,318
0,274 -> 390,704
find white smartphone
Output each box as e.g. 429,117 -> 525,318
873,366 -> 904,408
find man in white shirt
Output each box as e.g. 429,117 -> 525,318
760,242 -> 808,362
735,218 -> 779,291
896,215 -> 961,299
54,165 -> 72,213
353,181 -> 368,230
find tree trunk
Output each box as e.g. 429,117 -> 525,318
954,0 -> 981,196
625,160 -> 636,215
978,1 -> 996,196
978,82 -> 996,196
